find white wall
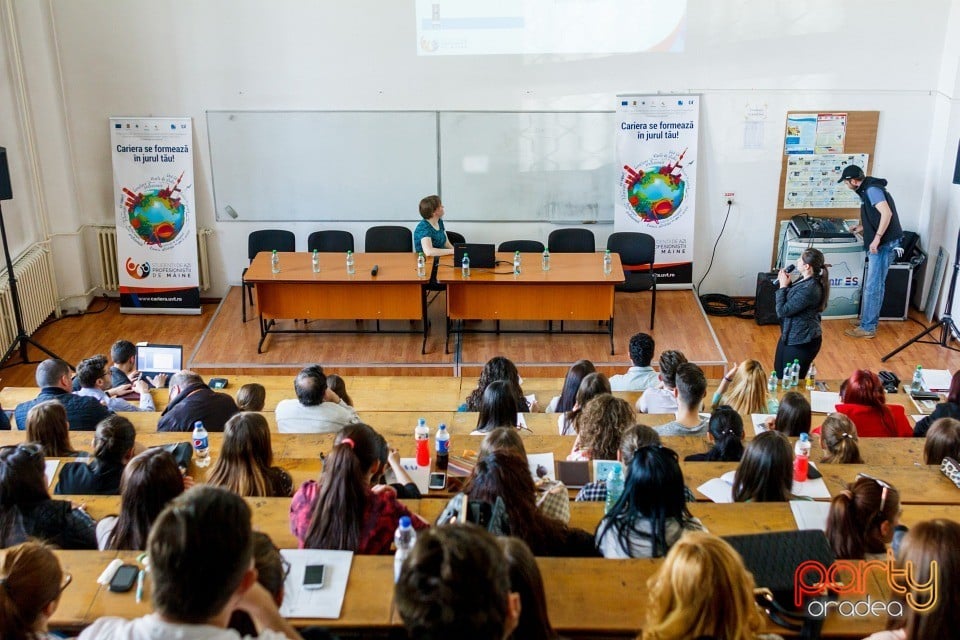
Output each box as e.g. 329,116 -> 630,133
4,0 -> 957,301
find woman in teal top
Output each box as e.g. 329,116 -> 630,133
414,195 -> 454,256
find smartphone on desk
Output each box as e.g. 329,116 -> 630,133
109,564 -> 139,593
303,564 -> 325,590
429,472 -> 447,490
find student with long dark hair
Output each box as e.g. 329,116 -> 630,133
836,369 -> 912,437
498,537 -> 558,640
473,380 -> 521,434
0,444 -> 96,549
0,541 -> 71,640
913,370 -> 960,437
461,356 -> 532,412
290,423 -> 427,554
545,359 -> 596,414
768,391 -> 811,436
819,413 -> 864,464
732,431 -> 794,503
685,405 -> 745,462
25,401 -> 82,458
99,448 -> 189,550
207,412 -> 293,497
596,446 -> 705,558
55,415 -> 136,495
559,372 -> 610,436
371,431 -> 423,499
774,247 -> 829,379
923,417 -> 960,465
826,475 -> 900,560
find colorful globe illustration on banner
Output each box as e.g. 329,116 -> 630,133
623,149 -> 688,224
122,172 -> 186,245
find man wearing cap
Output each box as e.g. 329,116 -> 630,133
839,164 -> 903,339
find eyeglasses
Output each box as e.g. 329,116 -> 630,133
856,473 -> 893,515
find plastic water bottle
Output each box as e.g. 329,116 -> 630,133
605,463 -> 625,514
782,365 -> 791,391
791,359 -> 801,388
793,433 -> 811,482
805,362 -> 817,391
911,365 -> 923,393
435,423 -> 450,471
768,371 -> 778,394
192,421 -> 210,468
271,250 -> 280,274
416,252 -> 426,278
461,253 -> 470,278
415,417 -> 430,467
393,516 -> 416,583
542,249 -> 550,271
603,249 -> 612,275
513,251 -> 522,276
346,250 -> 355,275
311,249 -> 320,274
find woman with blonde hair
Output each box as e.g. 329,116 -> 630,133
568,394 -> 634,461
712,360 -> 778,415
25,400 -> 81,458
819,413 -> 864,464
206,412 -> 293,497
0,541 -> 71,640
642,531 -> 782,640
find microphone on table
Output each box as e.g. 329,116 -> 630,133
371,265 -> 379,276
771,264 -> 795,284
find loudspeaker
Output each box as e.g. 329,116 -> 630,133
755,272 -> 779,325
863,261 -> 913,320
0,148 -> 11,201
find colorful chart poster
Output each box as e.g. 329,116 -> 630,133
814,113 -> 847,154
110,117 -> 200,314
785,113 -> 817,154
615,95 -> 699,287
783,153 -> 868,209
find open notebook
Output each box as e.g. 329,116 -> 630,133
696,465 -> 831,503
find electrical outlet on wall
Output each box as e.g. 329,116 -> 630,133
721,191 -> 735,205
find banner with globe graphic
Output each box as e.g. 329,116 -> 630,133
615,96 -> 699,287
110,117 -> 200,314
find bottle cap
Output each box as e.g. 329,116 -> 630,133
399,516 -> 411,528
799,432 -> 809,442
439,423 -> 447,430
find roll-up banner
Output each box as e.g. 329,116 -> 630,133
615,95 -> 699,288
110,117 -> 200,314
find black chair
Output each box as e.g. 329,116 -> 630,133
446,230 -> 466,246
548,228 -> 595,253
242,229 -> 296,322
307,230 -> 354,253
498,240 -> 545,253
607,231 -> 657,329
365,226 -> 414,253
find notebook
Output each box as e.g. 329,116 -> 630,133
454,243 -> 497,269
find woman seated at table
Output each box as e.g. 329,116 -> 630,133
207,412 -> 293,498
371,431 -> 424,500
568,394 -> 634,461
55,415 -> 136,496
544,359 -> 596,414
414,195 -> 454,257
25,400 -> 84,458
460,356 -> 533,412
712,359 -> 778,415
0,443 -> 96,549
923,417 -> 960,465
498,537 -> 559,640
558,372 -> 610,436
732,431 -> 796,503
0,541 -> 72,640
835,369 -> 912,437
685,405 -> 745,462
826,474 -> 901,560
290,423 -> 428,554
473,380 -> 521,435
819,413 -> 864,464
913,369 -> 960,437
764,391 -> 811,436
596,445 -> 705,558
235,383 -> 266,412
98,448 -> 190,550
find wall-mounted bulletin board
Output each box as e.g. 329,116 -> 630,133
772,110 -> 879,266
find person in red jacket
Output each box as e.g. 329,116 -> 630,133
835,370 -> 912,437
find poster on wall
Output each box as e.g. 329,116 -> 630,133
784,153 -> 868,209
110,117 -> 200,315
615,95 -> 699,287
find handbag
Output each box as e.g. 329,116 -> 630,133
941,457 -> 960,488
724,530 -> 836,640
435,492 -> 510,536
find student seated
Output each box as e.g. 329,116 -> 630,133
764,390 -> 811,436
568,394 -> 634,461
685,405 -> 745,462
595,445 -> 706,558
25,400 -> 84,458
371,431 -> 424,500
275,365 -> 359,434
78,486 -> 303,639
0,541 -> 72,640
609,332 -> 659,391
912,369 -> 960,437
395,525 -> 521,640
109,339 -> 167,388
577,424 -> 658,501
325,374 -> 353,407
544,359 -> 595,414
923,417 -> 960,465
75,354 -> 155,411
497,537 -> 558,640
637,349 -> 687,414
558,372 -> 610,436
207,412 -> 293,498
473,380 -> 521,434
228,532 -> 288,637
654,363 -> 709,437
235,383 -> 266,412
55,415 -> 136,495
732,431 -> 796,503
14,358 -> 113,431
157,370 -> 239,432
826,474 -> 901,560
819,412 -> 864,464
460,356 -> 534,412
835,369 -> 912,437
712,359 -> 778,415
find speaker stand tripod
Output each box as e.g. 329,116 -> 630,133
0,201 -> 65,368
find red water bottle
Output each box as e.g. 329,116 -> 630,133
415,417 -> 430,467
793,433 -> 811,483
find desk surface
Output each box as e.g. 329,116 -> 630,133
245,251 -> 423,283
436,251 -> 625,283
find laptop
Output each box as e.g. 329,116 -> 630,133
454,243 -> 497,269
135,343 -> 183,387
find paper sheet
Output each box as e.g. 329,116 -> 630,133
593,460 -> 620,484
45,460 -> 59,487
399,458 -> 430,494
516,413 -> 527,429
921,369 -> 952,392
527,452 -> 556,482
696,477 -> 734,503
809,390 -> 841,414
791,501 -> 831,531
279,549 -> 353,619
751,414 -> 776,435
697,466 -> 830,503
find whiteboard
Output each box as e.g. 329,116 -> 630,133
439,111 -> 615,222
207,111 -> 439,222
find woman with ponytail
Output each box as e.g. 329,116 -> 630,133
685,405 -> 745,462
290,423 -> 427,553
0,541 -> 70,640
774,247 -> 829,379
819,413 -> 864,464
826,475 -> 901,559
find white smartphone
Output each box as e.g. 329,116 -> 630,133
428,472 -> 447,490
303,564 -> 325,590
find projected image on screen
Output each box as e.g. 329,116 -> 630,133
415,0 -> 687,55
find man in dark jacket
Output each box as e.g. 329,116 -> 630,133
157,370 -> 238,432
14,358 -> 113,430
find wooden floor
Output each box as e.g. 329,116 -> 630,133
1,289 -> 958,387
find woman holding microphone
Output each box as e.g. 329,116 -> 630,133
774,248 -> 829,380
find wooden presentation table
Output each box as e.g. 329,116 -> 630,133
437,252 -> 625,354
245,252 -> 429,353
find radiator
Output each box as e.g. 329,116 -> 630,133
96,227 -> 212,292
0,246 -> 58,347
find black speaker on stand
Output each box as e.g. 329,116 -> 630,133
0,147 -> 66,368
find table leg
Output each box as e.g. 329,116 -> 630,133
421,289 -> 429,355
609,316 -> 615,355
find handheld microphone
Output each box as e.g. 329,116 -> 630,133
771,264 -> 796,284
371,265 -> 379,276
